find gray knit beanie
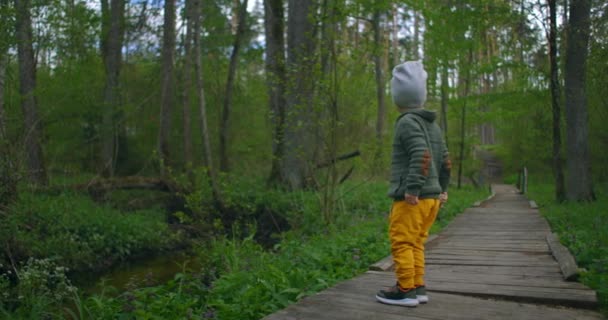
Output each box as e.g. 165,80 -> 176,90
391,61 -> 428,109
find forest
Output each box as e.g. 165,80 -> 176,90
0,0 -> 607,318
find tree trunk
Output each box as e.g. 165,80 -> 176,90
283,0 -> 315,190
101,0 -> 124,177
264,0 -> 287,186
159,0 -> 176,176
440,61 -> 449,146
0,50 -> 7,138
372,9 -> 386,150
391,3 -> 399,68
193,0 -> 223,206
219,0 -> 248,173
564,0 -> 594,201
457,48 -> 473,189
15,0 -> 48,186
182,0 -> 194,173
413,10 -> 420,60
548,0 -> 565,202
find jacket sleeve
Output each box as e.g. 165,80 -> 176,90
399,117 -> 431,197
439,141 -> 451,192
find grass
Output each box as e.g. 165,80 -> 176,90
526,181 -> 608,315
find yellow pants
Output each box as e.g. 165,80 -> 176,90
389,199 -> 441,289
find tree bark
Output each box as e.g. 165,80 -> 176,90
457,48 -> 473,189
219,0 -> 248,173
413,10 -> 420,60
15,0 -> 48,186
564,0 -> 594,201
101,0 -> 124,177
283,0 -> 315,190
372,9 -> 386,149
159,0 -> 176,176
548,0 -> 565,202
264,0 -> 287,186
391,4 -> 399,68
182,0 -> 194,173
182,0 -> 197,175
193,0 -> 222,206
0,50 -> 7,138
440,62 -> 449,146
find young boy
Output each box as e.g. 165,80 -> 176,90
375,61 -> 451,307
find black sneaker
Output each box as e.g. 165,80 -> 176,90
416,285 -> 428,303
375,283 -> 419,307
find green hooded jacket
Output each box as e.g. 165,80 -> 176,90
388,109 -> 451,199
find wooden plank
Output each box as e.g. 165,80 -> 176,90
270,272 -> 603,320
369,255 -> 393,272
425,254 -> 556,263
425,269 -> 592,290
427,249 -> 550,257
425,260 -> 556,268
424,264 -> 563,277
424,280 -> 597,309
307,275 -> 601,320
546,232 -> 579,281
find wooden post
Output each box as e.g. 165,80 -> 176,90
517,168 -> 522,190
521,167 -> 528,194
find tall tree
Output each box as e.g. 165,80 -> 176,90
440,62 -> 449,145
193,0 -> 223,206
0,53 -> 6,138
0,0 -> 8,138
219,0 -> 248,172
159,0 -> 176,175
264,0 -> 287,186
182,0 -> 194,174
100,0 -> 125,177
15,0 -> 48,185
391,4 -> 399,68
564,0 -> 594,201
283,0 -> 315,189
548,0 -> 565,202
457,48 -> 473,189
372,8 -> 386,151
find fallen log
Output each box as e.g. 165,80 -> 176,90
38,176 -> 186,194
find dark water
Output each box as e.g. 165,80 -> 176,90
75,251 -> 201,295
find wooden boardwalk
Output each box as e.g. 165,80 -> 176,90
264,185 -> 602,320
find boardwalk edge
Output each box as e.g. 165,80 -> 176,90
473,185 -> 496,207
546,232 -> 580,281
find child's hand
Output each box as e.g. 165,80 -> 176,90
404,193 -> 419,205
439,192 -> 448,204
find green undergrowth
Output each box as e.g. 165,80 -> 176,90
53,183 -> 488,320
527,182 -> 608,315
0,192 -> 182,273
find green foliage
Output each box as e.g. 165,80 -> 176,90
527,181 -> 608,315
1,192 -> 182,273
0,258 -> 77,318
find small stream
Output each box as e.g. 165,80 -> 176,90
74,251 -> 201,295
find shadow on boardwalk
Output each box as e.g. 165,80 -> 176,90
263,185 -> 602,320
